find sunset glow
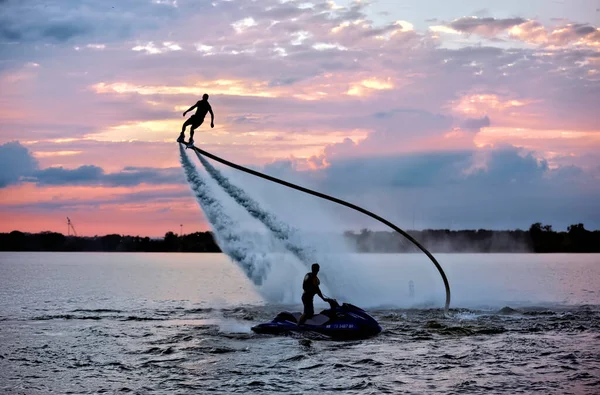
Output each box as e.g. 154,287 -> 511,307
1,0 -> 599,235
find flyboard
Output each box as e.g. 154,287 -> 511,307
181,140 -> 194,149
178,141 -> 452,313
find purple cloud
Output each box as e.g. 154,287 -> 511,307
31,165 -> 184,187
0,141 -> 39,187
252,145 -> 600,230
448,17 -> 527,37
0,141 -> 183,188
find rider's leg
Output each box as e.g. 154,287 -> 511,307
298,295 -> 314,325
189,121 -> 202,144
179,119 -> 192,141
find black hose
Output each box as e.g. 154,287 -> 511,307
186,144 -> 451,312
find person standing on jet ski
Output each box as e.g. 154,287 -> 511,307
298,263 -> 330,325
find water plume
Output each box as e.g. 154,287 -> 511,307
194,151 -> 353,297
179,145 -> 273,287
194,150 -> 317,265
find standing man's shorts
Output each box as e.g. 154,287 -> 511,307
189,114 -> 204,128
302,293 -> 314,318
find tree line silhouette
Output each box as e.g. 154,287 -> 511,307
0,223 -> 598,253
345,223 -> 599,253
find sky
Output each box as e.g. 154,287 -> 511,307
0,0 -> 599,237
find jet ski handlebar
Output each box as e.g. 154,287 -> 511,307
325,298 -> 340,308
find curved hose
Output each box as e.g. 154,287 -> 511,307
187,144 -> 451,312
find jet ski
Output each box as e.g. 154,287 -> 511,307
251,299 -> 382,339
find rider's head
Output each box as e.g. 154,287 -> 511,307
202,93 -> 209,101
311,263 -> 320,274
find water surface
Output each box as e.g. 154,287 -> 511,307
1,252 -> 599,394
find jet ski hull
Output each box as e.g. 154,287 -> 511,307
251,301 -> 382,340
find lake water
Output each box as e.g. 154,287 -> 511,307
1,252 -> 599,394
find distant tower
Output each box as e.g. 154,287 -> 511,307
67,217 -> 78,236
180,224 -> 183,237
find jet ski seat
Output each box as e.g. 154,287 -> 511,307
304,314 -> 330,326
276,312 -> 329,325
276,312 -> 302,323
291,312 -> 302,322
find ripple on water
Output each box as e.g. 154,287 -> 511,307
2,304 -> 600,394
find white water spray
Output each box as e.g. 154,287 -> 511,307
183,147 -> 448,309
180,147 -> 312,303
179,146 -> 283,287
194,151 -> 317,265
194,151 -> 361,298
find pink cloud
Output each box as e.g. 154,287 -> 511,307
509,21 -> 600,48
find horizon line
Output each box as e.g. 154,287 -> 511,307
3,224 -> 597,238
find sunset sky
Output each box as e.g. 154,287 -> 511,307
1,0 -> 599,237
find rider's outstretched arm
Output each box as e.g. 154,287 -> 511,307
183,103 -> 197,116
209,106 -> 215,126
